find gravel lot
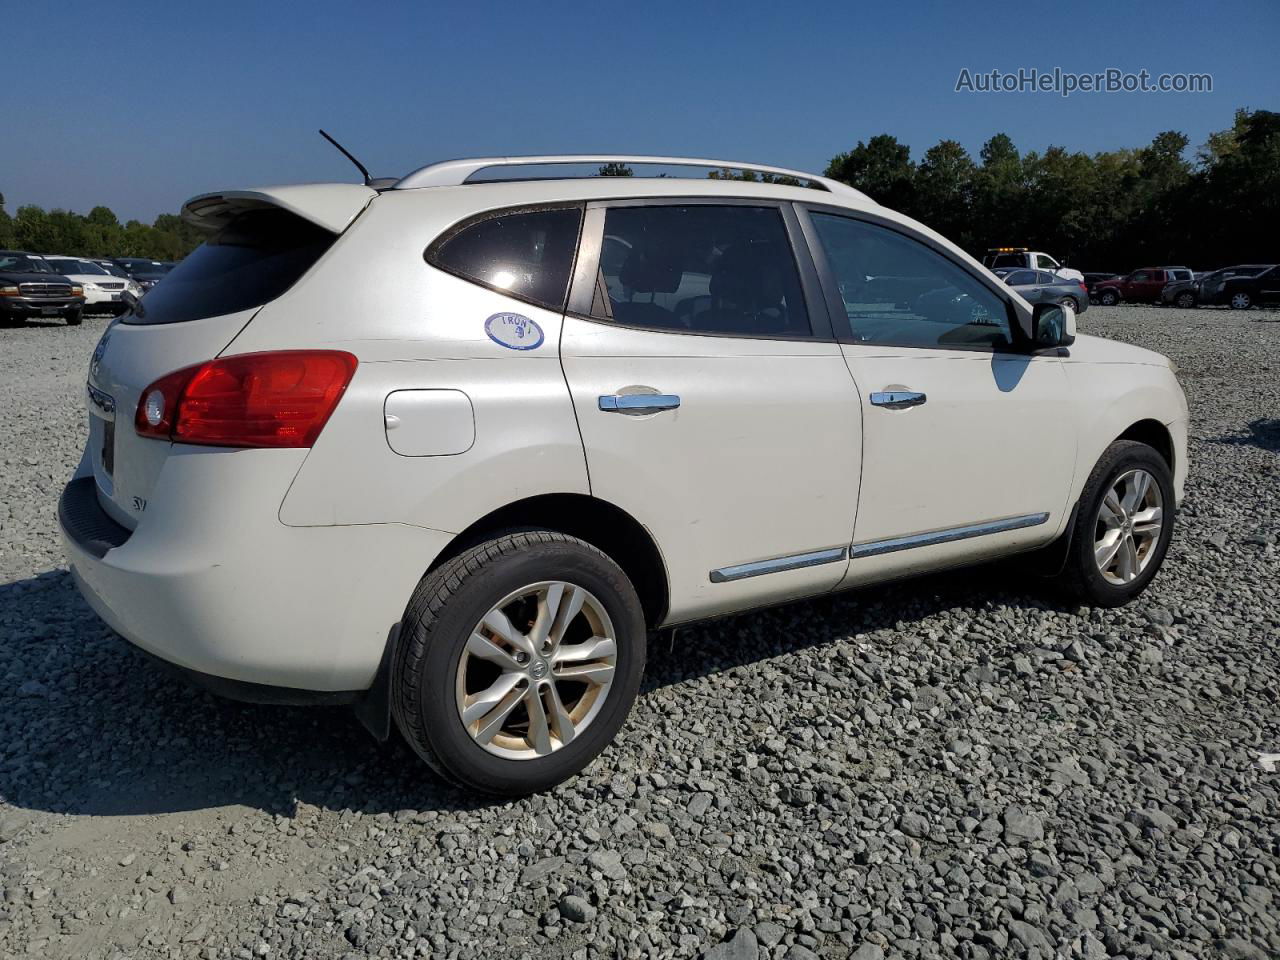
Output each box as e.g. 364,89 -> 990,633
1,306 -> 1277,960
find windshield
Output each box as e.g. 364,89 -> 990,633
48,258 -> 109,276
991,253 -> 1026,269
97,262 -> 130,277
0,254 -> 52,273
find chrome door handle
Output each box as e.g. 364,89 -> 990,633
870,390 -> 926,409
598,394 -> 681,414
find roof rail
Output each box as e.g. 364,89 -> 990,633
393,155 -> 871,200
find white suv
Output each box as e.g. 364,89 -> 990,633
60,155 -> 1188,795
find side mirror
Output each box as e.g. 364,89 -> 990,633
1032,302 -> 1075,348
121,289 -> 139,310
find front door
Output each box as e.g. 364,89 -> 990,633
560,201 -> 862,623
800,207 -> 1076,584
1257,266 -> 1280,304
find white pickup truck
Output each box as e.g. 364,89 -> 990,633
983,247 -> 1084,283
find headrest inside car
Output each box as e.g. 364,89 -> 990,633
710,242 -> 785,306
619,249 -> 682,294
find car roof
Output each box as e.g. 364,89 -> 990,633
393,154 -> 868,199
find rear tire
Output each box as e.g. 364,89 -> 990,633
392,530 -> 646,795
1175,291 -> 1196,309
1230,292 -> 1252,310
1058,296 -> 1080,312
1054,440 -> 1175,607
1099,290 -> 1119,306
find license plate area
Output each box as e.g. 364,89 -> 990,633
42,305 -> 61,316
87,383 -> 117,481
102,420 -> 116,476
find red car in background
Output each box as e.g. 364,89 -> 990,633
1094,267 -> 1193,305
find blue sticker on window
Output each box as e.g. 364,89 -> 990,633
484,313 -> 544,351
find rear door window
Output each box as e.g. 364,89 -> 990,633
590,205 -> 810,338
426,206 -> 582,310
127,208 -> 336,325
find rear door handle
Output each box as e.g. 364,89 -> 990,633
598,394 -> 681,414
870,390 -> 926,409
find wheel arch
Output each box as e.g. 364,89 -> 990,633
429,493 -> 670,629
1116,418 -> 1175,472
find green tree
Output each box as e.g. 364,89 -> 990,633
0,192 -> 12,249
597,162 -> 634,177
914,140 -> 976,249
824,134 -> 916,209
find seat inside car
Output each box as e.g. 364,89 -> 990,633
611,248 -> 683,329
695,241 -> 802,336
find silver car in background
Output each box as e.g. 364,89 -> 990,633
1002,269 -> 1090,314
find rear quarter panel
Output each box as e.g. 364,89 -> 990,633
224,190 -> 589,534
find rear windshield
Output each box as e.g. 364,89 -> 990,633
126,209 -> 335,325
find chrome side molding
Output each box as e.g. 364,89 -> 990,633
709,546 -> 848,583
849,512 -> 1050,559
709,513 -> 1050,584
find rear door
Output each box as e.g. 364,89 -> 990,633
560,200 -> 862,623
1257,266 -> 1280,303
798,205 -> 1074,584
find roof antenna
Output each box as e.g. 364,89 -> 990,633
319,129 -> 372,185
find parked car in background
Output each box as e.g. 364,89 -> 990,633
111,258 -> 174,290
983,247 -> 1084,283
1002,269 -> 1090,313
93,259 -> 134,280
0,250 -> 85,326
1198,264 -> 1280,310
60,154 -> 1187,795
41,256 -> 141,316
1094,267 -> 1193,305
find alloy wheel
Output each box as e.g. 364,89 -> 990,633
1093,469 -> 1164,585
455,581 -> 617,759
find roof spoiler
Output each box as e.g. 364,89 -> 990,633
181,184 -> 377,234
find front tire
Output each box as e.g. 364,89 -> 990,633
1055,440 -> 1175,606
1098,290 -> 1119,306
65,308 -> 83,326
392,530 -> 646,795
1175,291 -> 1196,309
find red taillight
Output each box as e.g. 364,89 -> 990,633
135,350 -> 358,448
1079,283 -> 1089,292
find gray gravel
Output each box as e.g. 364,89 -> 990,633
1,306 -> 1278,959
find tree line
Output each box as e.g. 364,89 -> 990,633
6,106 -> 1273,271
823,107 -> 1279,271
0,197 -> 206,261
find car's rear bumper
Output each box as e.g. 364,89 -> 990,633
59,446 -> 452,693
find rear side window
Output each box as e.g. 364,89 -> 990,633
127,209 -> 335,325
427,206 -> 582,310
591,205 -> 810,338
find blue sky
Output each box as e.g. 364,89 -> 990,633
7,0 -> 1278,222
